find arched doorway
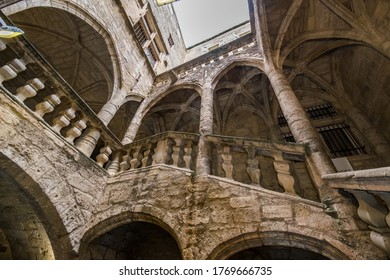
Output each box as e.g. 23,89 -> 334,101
83,221 -> 182,260
228,246 -> 328,260
0,168 -> 55,260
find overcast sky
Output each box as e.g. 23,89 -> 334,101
172,0 -> 249,47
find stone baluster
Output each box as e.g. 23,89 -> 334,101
152,138 -> 173,165
107,151 -> 122,175
377,192 -> 390,229
183,140 -> 194,169
96,145 -> 112,167
75,127 -> 101,157
51,105 -> 77,133
65,118 -> 87,144
349,190 -> 390,257
141,144 -> 153,167
15,78 -> 45,102
119,150 -> 131,172
0,57 -> 30,84
130,147 -> 142,169
34,91 -> 62,117
0,40 -> 6,51
272,152 -> 296,195
349,191 -> 388,228
218,145 -> 233,180
245,146 -> 261,185
171,138 -> 183,167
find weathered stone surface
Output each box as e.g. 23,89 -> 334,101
1,0 -> 390,261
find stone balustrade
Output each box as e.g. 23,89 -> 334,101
0,37 -> 122,171
323,167 -> 390,257
205,135 -> 319,201
1,37 -> 322,204
111,132 -> 199,175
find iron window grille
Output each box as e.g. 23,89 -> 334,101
306,103 -> 337,120
317,123 -> 365,157
282,132 -> 295,143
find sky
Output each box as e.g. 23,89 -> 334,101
172,0 -> 250,47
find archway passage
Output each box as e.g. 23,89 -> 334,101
84,222 -> 182,260
228,246 -> 328,260
0,169 -> 54,260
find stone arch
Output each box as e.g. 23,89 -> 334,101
279,30 -> 389,67
135,83 -> 202,139
0,153 -> 73,259
3,0 -> 122,100
211,58 -> 265,87
211,61 -> 275,138
141,83 -> 203,117
79,212 -> 183,260
208,231 -> 354,260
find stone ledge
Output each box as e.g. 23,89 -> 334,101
323,167 -> 390,192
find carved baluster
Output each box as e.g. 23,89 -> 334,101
52,105 -> 77,133
130,146 -> 142,169
350,190 -> 390,256
75,127 -> 101,157
0,57 -> 30,84
183,140 -> 193,169
15,78 -> 45,102
119,150 -> 131,172
245,146 -> 261,185
350,190 -> 388,228
0,40 -> 6,51
152,138 -> 172,165
34,91 -> 62,117
219,145 -> 233,179
107,151 -> 122,175
377,192 -> 390,229
65,118 -> 87,143
272,152 -> 296,195
141,144 -> 153,167
96,145 -> 112,167
171,138 -> 182,167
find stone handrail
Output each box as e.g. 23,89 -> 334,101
323,167 -> 390,257
0,32 -> 122,170
205,135 -> 317,200
107,132 -> 199,174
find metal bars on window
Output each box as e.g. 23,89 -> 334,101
134,22 -> 148,47
282,132 -> 295,143
306,103 -> 337,120
168,34 -> 174,47
317,123 -> 365,157
277,114 -> 288,127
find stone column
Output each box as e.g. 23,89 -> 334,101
122,101 -> 147,145
196,82 -> 214,175
265,66 -> 337,201
97,89 -> 127,126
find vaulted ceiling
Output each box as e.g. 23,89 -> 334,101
10,7 -> 114,113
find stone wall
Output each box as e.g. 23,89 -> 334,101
83,165 -> 386,260
0,91 -> 107,258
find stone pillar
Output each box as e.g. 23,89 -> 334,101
122,101 -> 147,144
97,102 -> 120,126
75,127 -> 101,157
97,90 -> 126,126
265,66 -> 337,201
196,82 -> 214,175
